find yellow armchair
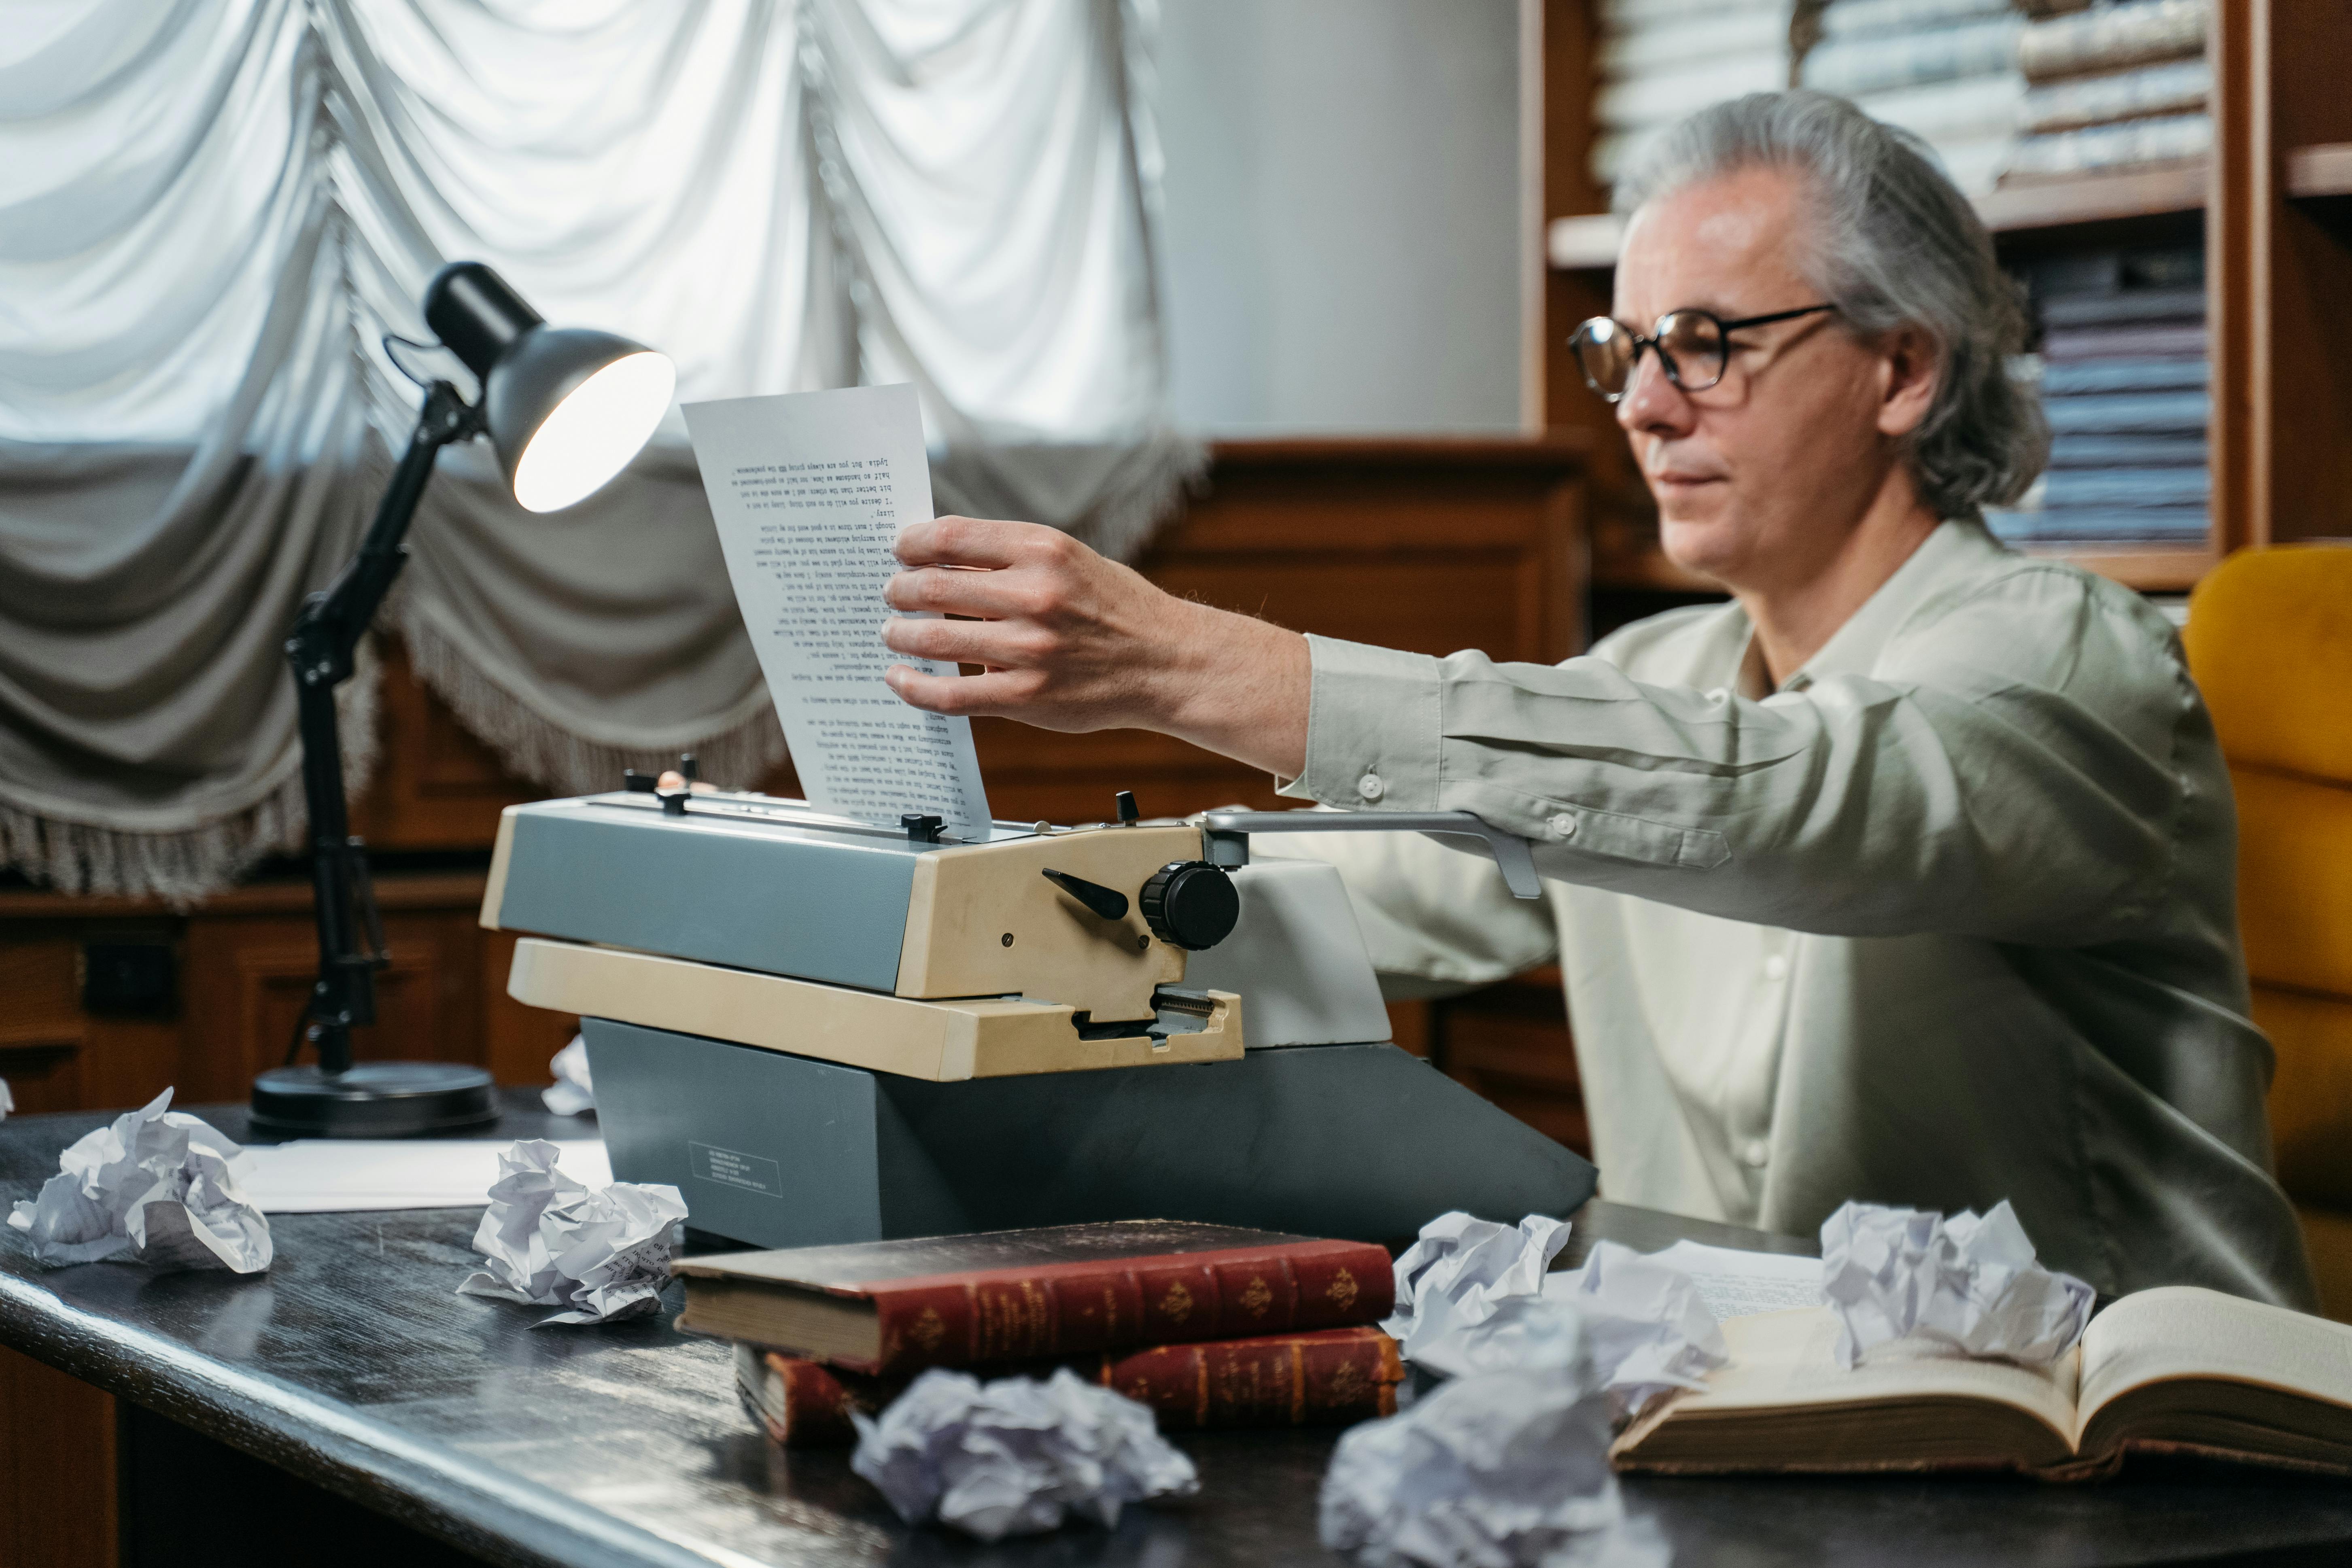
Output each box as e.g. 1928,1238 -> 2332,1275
2184,545 -> 2352,1319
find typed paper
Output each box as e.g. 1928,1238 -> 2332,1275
684,384 -> 991,833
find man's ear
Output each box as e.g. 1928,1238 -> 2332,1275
1875,323 -> 1939,439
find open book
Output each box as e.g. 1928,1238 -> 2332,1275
1611,1287 -> 2352,1479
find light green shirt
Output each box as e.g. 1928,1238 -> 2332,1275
1270,520 -> 2316,1308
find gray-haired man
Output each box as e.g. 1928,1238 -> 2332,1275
878,93 -> 2316,1308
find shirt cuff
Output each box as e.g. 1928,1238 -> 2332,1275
1285,634 -> 1446,812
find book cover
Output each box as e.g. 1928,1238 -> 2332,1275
2041,320 -> 2208,361
734,1326 -> 1406,1447
2004,111 -> 2212,179
2040,390 -> 2208,434
1819,0 -> 2020,44
2020,0 -> 2209,84
2040,357 -> 2207,397
2046,433 -> 2207,467
1595,53 -> 1789,131
2040,287 -> 2206,330
1988,507 -> 2210,541
2042,469 -> 2210,509
1599,9 -> 1792,77
675,1219 -> 1396,1377
1852,73 -> 2026,144
1800,15 -> 2021,98
2023,57 -> 2210,134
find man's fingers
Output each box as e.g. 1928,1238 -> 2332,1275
885,663 -> 1030,717
884,564 -> 1044,619
884,614 -> 1039,667
893,515 -> 1046,570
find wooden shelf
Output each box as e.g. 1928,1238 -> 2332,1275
2014,541 -> 2216,593
1548,160 -> 2209,274
1592,539 -> 2213,596
1972,160 -> 2207,239
2286,143 -> 2352,201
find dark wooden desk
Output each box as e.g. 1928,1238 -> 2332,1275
6,1093 -> 2352,1568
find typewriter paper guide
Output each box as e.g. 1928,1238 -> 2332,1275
683,383 -> 991,834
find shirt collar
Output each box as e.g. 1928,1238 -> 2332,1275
1729,520 -> 2004,697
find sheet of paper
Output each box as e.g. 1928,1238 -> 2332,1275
683,384 -> 992,834
1549,1239 -> 1824,1324
235,1139 -> 611,1213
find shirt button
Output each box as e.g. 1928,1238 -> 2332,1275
1547,812 -> 1578,839
1356,771 -> 1385,802
1740,1138 -> 1771,1168
1762,953 -> 1788,981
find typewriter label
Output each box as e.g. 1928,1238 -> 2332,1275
690,1142 -> 783,1197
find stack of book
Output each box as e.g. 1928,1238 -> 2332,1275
2006,0 -> 2211,182
1590,0 -> 1798,192
675,1220 -> 1407,1447
1799,0 -> 2036,198
1988,246 -> 2209,546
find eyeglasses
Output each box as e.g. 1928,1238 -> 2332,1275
1569,303 -> 1838,402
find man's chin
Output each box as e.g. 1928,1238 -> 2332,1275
1657,513 -> 1746,582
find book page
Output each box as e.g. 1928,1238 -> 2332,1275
1639,1239 -> 1826,1321
683,384 -> 992,834
2076,1286 -> 2352,1439
1679,1306 -> 2081,1437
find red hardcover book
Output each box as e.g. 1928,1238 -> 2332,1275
734,1325 -> 1406,1447
675,1220 -> 1394,1377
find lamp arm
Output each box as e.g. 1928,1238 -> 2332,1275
287,380 -> 482,1075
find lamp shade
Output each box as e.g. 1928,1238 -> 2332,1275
422,261 -> 676,513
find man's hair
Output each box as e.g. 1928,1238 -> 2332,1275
1614,91 -> 2047,518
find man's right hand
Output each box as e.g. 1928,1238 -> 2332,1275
881,516 -> 1310,779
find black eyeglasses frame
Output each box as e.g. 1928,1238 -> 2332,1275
1570,303 -> 1840,403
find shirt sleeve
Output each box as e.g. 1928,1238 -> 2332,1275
1253,827 -> 1558,998
1290,569 -> 2197,946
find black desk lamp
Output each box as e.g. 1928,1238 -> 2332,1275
250,262 -> 675,1137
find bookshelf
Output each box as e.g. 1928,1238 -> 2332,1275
1542,1 -> 2352,601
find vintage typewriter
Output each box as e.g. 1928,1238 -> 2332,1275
482,773 -> 1594,1248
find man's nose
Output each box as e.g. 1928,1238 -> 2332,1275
1615,349 -> 1694,438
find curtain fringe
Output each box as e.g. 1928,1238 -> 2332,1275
0,651 -> 382,909
1071,431 -> 1211,564
395,609 -> 790,798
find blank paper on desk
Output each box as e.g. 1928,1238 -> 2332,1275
236,1139 -> 611,1212
684,383 -> 992,834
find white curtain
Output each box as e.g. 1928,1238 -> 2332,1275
0,0 -> 1194,902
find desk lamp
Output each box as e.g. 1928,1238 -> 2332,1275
250,262 -> 675,1137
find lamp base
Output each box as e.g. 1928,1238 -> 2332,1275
251,1062 -> 500,1139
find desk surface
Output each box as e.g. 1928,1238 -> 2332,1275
6,1092 -> 2352,1568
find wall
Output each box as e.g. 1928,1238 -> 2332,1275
1154,0 -> 1526,434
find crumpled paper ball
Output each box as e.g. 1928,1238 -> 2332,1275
456,1139 -> 686,1325
1563,1240 -> 1728,1419
1820,1199 -> 2095,1369
851,1366 -> 1201,1540
1321,1297 -> 1644,1568
0,1077 -> 13,1121
1382,1211 -> 1573,1367
541,1036 -> 595,1117
6,1088 -> 271,1273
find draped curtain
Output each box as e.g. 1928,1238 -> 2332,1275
0,0 -> 1195,902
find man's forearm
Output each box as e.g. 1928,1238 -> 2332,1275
1153,599 -> 1311,780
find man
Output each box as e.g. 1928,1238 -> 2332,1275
877,93 -> 2317,1307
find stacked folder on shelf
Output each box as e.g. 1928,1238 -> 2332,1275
1589,0 -> 1796,191
1800,0 -> 2034,197
677,1222 -> 1407,1448
2006,0 -> 2211,182
1990,248 -> 2210,545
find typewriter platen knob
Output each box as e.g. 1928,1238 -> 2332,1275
1139,861 -> 1239,951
